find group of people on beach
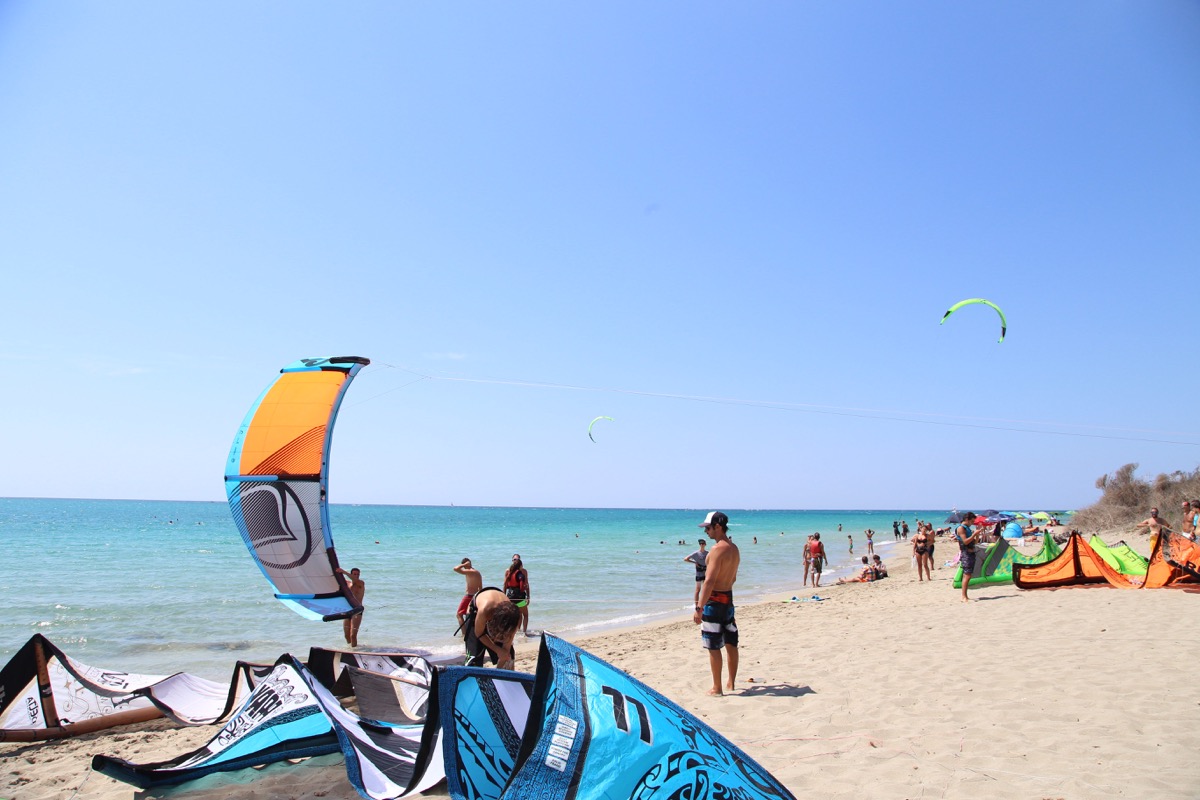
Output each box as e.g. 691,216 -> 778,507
1137,501 -> 1199,541
449,554 -> 533,670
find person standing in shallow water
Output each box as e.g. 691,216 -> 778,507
694,511 -> 740,696
336,567 -> 365,647
808,533 -> 828,587
453,558 -> 483,631
503,556 -> 531,636
684,538 -> 708,607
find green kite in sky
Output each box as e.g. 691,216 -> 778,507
588,416 -> 614,443
940,298 -> 1007,343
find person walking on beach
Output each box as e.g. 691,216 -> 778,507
453,558 -> 483,632
953,513 -> 981,603
684,538 -> 709,606
808,533 -> 828,588
802,535 -> 814,587
694,511 -> 740,696
335,567 -> 365,647
504,556 -> 531,636
462,587 -> 520,670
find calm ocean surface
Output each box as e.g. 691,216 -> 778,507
0,498 -> 947,680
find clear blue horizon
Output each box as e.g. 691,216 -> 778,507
2,3 -> 1197,511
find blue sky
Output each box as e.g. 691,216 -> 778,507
2,2 -> 1197,510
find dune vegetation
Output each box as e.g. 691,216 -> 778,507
1069,463 -> 1200,531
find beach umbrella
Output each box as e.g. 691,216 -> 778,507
945,512 -> 967,524
1031,512 -> 1052,521
980,509 -> 1000,518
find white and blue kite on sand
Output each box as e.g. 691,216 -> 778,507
88,635 -> 796,800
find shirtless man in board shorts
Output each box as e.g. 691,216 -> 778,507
693,511 -> 741,696
453,558 -> 483,631
335,567 -> 365,647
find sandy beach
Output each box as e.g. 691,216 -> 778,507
4,529 -> 1198,800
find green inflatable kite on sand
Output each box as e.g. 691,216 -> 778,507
1088,536 -> 1149,576
952,534 -> 1062,588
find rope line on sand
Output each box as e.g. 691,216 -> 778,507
65,768 -> 90,800
359,363 -> 1200,447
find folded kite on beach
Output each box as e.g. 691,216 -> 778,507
1014,532 -> 1200,590
951,534 -> 1061,589
0,635 -> 270,741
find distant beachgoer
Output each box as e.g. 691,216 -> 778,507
893,521 -> 900,541
693,511 -> 740,696
912,526 -> 932,581
808,533 -> 828,588
953,512 -> 981,603
684,538 -> 709,606
836,556 -> 875,584
847,534 -> 853,554
335,567 -> 365,647
453,558 -> 483,631
1180,501 -> 1195,540
1135,508 -> 1171,538
802,535 -> 814,587
503,557 -> 531,636
838,523 -> 843,532
463,587 -> 519,669
901,521 -> 909,540
866,529 -> 875,556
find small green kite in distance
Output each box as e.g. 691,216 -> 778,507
940,298 -> 1007,343
588,416 -> 614,443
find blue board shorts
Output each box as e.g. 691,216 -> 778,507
960,549 -> 977,574
701,593 -> 738,650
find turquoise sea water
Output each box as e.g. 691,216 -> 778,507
0,498 -> 946,680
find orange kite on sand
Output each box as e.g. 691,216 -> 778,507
1013,532 -> 1200,590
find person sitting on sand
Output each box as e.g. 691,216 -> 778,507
871,554 -> 888,579
836,556 -> 875,584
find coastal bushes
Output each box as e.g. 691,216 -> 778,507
1071,463 -> 1200,531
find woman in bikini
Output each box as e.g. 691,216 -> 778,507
912,525 -> 932,582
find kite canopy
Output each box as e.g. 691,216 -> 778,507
940,298 -> 1007,342
587,415 -> 614,443
225,356 -> 370,622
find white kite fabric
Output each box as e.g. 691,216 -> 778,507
7,635 -> 794,799
0,635 -> 268,740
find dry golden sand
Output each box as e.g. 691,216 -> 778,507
4,530 -> 1198,800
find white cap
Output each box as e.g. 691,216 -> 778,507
699,511 -> 728,528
